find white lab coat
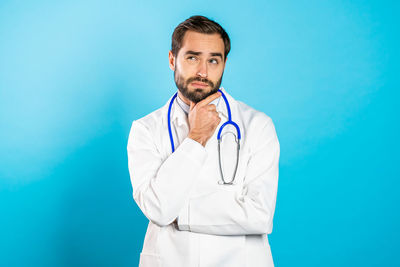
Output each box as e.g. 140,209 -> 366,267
127,87 -> 280,267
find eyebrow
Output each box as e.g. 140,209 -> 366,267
185,50 -> 223,59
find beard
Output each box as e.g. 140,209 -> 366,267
174,66 -> 223,104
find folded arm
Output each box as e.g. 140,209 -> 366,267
127,120 -> 207,226
177,118 -> 280,235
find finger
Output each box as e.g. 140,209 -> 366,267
206,104 -> 217,111
214,116 -> 221,127
189,101 -> 195,111
197,91 -> 221,107
208,111 -> 219,120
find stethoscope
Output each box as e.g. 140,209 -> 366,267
167,89 -> 241,185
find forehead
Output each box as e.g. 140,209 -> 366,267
179,30 -> 224,56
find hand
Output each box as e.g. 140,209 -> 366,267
187,92 -> 222,147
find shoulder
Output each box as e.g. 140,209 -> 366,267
234,99 -> 279,150
236,100 -> 274,130
133,106 -> 165,129
221,88 -> 273,129
222,88 -> 278,143
128,104 -> 167,146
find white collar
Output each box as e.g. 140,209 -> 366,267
176,95 -> 190,115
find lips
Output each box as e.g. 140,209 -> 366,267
191,82 -> 208,87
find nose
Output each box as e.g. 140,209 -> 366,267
196,60 -> 208,78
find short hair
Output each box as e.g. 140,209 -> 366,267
171,15 -> 231,61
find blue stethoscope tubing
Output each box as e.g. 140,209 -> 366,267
167,89 -> 241,184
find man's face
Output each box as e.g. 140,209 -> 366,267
169,31 -> 227,103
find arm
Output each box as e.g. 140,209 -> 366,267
127,120 -> 207,226
177,118 -> 280,235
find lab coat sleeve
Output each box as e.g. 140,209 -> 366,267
176,117 -> 280,235
127,120 -> 208,227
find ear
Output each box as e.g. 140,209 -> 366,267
168,50 -> 175,71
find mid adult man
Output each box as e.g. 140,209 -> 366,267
127,15 -> 280,267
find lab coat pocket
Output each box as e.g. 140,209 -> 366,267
139,252 -> 161,267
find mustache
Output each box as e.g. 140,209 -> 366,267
187,77 -> 214,87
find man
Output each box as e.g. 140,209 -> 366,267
127,15 -> 280,267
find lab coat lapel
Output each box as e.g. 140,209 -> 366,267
158,92 -> 190,160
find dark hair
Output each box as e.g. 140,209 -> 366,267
171,15 -> 231,61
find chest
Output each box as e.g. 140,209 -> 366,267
157,119 -> 251,196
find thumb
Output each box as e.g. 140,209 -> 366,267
189,101 -> 195,111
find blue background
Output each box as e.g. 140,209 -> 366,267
1,0 -> 399,266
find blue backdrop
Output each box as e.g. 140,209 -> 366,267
1,0 -> 398,266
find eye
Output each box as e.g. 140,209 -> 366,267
187,56 -> 197,61
209,58 -> 219,64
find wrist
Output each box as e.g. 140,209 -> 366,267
188,132 -> 206,147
